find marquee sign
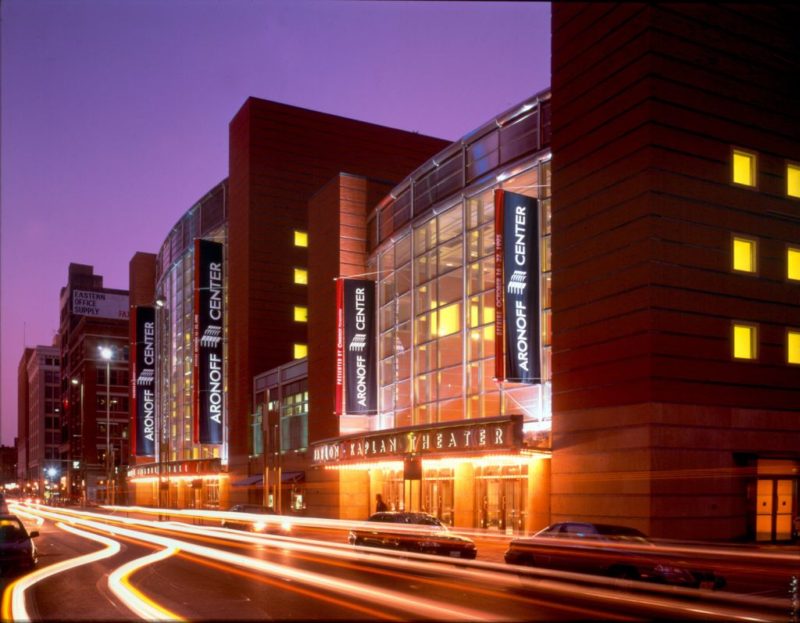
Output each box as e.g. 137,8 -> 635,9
131,306 -> 156,456
72,289 -> 129,320
494,190 -> 540,383
311,415 -> 522,466
335,278 -> 377,415
193,239 -> 224,444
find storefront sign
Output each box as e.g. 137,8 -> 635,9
132,306 -> 155,456
311,415 -> 523,466
337,279 -> 377,415
495,190 -> 540,383
72,289 -> 129,320
193,239 -> 224,444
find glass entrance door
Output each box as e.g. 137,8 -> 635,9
756,478 -> 797,541
475,465 -> 527,533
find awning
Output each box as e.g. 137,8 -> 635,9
232,474 -> 263,487
281,471 -> 304,484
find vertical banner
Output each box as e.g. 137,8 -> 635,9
193,239 -> 224,444
494,190 -> 540,383
334,279 -> 345,416
343,279 -> 377,414
132,306 -> 156,456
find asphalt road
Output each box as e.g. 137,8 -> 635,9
1,505 -> 793,622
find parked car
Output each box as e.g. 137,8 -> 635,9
220,505 -> 292,535
504,522 -> 725,590
348,511 -> 477,559
0,515 -> 39,574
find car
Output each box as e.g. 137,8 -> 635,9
220,504 -> 292,535
0,515 -> 39,574
504,522 -> 725,589
348,511 -> 477,559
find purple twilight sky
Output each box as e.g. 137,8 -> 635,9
0,0 -> 551,446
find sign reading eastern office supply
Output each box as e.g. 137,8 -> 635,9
72,289 -> 129,320
336,279 -> 377,415
495,190 -> 540,383
193,239 -> 224,444
132,306 -> 156,456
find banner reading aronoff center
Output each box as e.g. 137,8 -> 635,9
132,306 -> 156,456
495,190 -> 540,383
193,239 -> 224,444
335,279 -> 377,415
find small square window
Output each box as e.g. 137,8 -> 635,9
788,247 -> 800,281
732,149 -> 756,187
293,343 -> 307,359
732,323 -> 757,360
294,268 -> 308,285
787,330 -> 800,365
293,306 -> 307,322
732,236 -> 756,273
787,164 -> 800,199
294,231 -> 308,247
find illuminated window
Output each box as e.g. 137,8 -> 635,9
294,230 -> 308,247
437,302 -> 461,337
732,323 -> 757,360
732,236 -> 756,273
293,344 -> 307,359
789,247 -> 800,281
787,164 -> 800,199
732,149 -> 756,187
294,268 -> 307,285
788,330 -> 800,365
293,306 -> 307,322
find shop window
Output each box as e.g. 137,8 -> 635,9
732,236 -> 757,273
788,247 -> 800,281
293,306 -> 307,322
294,230 -> 308,247
788,330 -> 800,365
787,163 -> 800,199
293,268 -> 307,285
732,149 -> 756,187
293,343 -> 307,359
732,323 -> 757,360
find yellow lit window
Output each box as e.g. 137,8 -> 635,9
437,302 -> 461,337
732,236 -> 756,273
294,268 -> 307,285
787,330 -> 800,365
293,343 -> 307,359
789,247 -> 800,281
732,323 -> 757,360
294,230 -> 308,247
293,306 -> 307,322
788,164 -> 800,199
732,149 -> 756,187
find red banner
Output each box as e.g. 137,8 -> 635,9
334,278 -> 344,415
494,189 -> 506,382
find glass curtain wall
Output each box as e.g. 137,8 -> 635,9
375,159 -> 551,433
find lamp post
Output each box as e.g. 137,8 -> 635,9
99,346 -> 113,504
71,377 -> 84,504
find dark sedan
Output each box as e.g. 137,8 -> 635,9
349,511 -> 477,559
504,522 -> 725,590
220,504 -> 292,535
0,515 -> 39,574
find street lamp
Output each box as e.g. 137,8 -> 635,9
99,345 -> 114,504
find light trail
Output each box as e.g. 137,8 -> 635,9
2,522 -> 120,622
108,546 -> 185,621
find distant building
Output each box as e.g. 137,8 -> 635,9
16,345 -> 60,497
59,263 -> 130,504
0,445 -> 18,487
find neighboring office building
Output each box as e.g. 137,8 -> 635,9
548,3 -> 800,542
59,263 -> 131,504
126,98 -> 448,508
0,446 -> 17,488
16,345 -> 60,498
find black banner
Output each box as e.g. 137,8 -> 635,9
133,306 -> 156,456
194,239 -> 224,444
496,190 -> 540,383
344,279 -> 377,414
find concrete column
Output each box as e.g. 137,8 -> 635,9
454,462 -> 475,528
526,456 -> 551,535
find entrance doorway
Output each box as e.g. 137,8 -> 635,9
756,478 -> 796,541
475,465 -> 527,533
422,468 -> 454,525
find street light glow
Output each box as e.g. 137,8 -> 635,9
99,346 -> 113,360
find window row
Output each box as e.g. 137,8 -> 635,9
732,237 -> 800,280
733,148 -> 800,198
732,322 -> 800,364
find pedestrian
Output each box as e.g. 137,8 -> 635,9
375,493 -> 388,513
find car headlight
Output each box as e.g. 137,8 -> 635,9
253,522 -> 267,532
281,520 -> 292,533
